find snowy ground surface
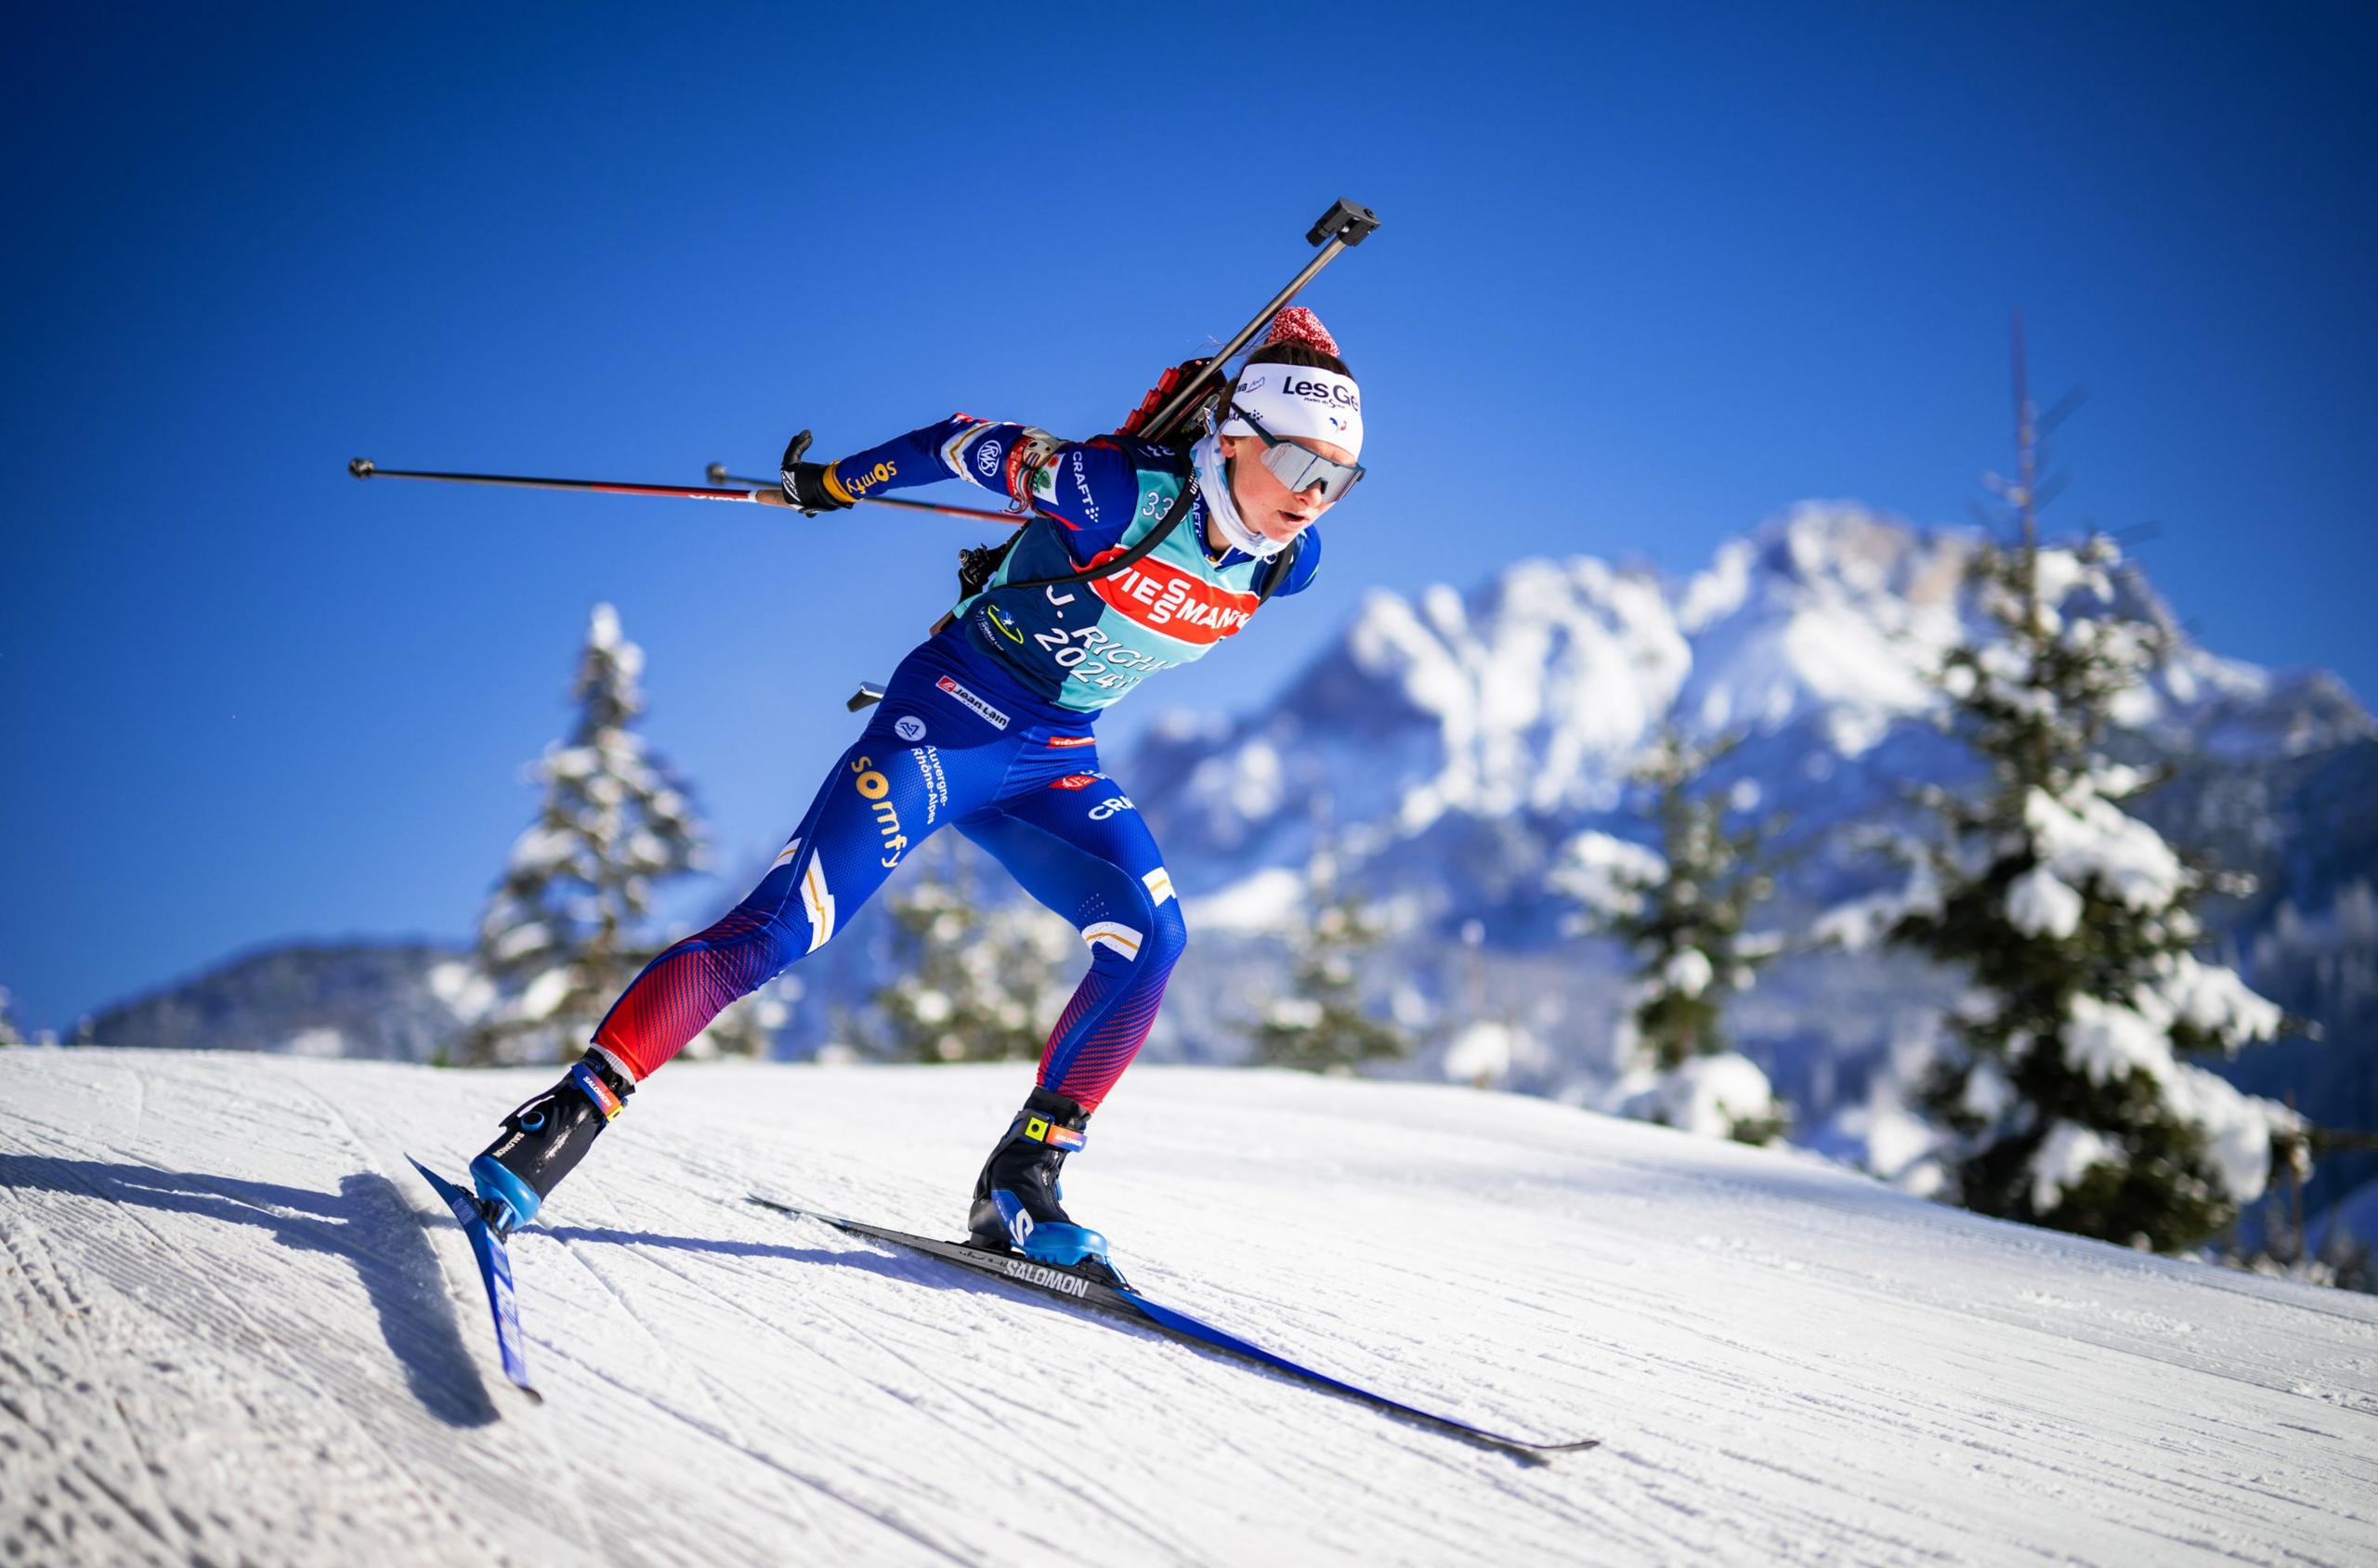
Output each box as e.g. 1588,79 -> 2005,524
3,1049 -> 2374,1566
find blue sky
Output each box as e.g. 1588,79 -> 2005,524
4,3 -> 2372,1032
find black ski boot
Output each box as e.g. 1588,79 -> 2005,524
469,1049 -> 634,1235
967,1085 -> 1109,1267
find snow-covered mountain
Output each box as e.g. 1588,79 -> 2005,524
1128,503 -> 2365,892
1119,506 -> 2372,1184
5,1048 -> 2372,1565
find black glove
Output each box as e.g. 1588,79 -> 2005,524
779,429 -> 854,515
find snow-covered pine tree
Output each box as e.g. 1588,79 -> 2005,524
464,605 -> 781,1065
1556,731 -> 1787,1144
1882,316 -> 2297,1249
870,835 -> 1075,1063
0,987 -> 23,1047
1249,843 -> 1412,1073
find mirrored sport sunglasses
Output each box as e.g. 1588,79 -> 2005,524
1228,403 -> 1366,503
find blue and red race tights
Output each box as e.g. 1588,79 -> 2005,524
592,636 -> 1184,1113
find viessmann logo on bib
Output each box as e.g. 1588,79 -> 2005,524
1083,547 -> 1261,646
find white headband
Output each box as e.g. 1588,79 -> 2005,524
1222,363 -> 1364,458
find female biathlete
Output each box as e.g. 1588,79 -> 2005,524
466,309 -> 1364,1275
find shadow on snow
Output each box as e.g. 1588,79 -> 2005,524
546,1222 -> 1003,1297
0,1152 -> 500,1429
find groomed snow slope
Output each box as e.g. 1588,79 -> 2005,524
4,1051 -> 2372,1566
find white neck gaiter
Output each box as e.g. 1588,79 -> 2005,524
1192,431 -> 1286,560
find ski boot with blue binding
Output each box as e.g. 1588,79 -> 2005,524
968,1086 -> 1117,1279
470,1048 -> 634,1235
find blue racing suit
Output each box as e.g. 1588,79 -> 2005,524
593,415 -> 1321,1112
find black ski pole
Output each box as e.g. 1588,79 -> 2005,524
348,458 -> 788,507
350,457 -> 1020,526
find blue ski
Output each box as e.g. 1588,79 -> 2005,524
747,1196 -> 1594,1459
411,1155 -> 542,1402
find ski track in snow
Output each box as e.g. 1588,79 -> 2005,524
2,1051 -> 2372,1567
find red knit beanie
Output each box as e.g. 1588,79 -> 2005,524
1263,306 -> 1339,359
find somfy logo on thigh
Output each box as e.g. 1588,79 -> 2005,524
849,756 -> 908,869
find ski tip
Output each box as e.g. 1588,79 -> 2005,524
1523,1438 -> 1601,1461
407,1153 -> 471,1206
